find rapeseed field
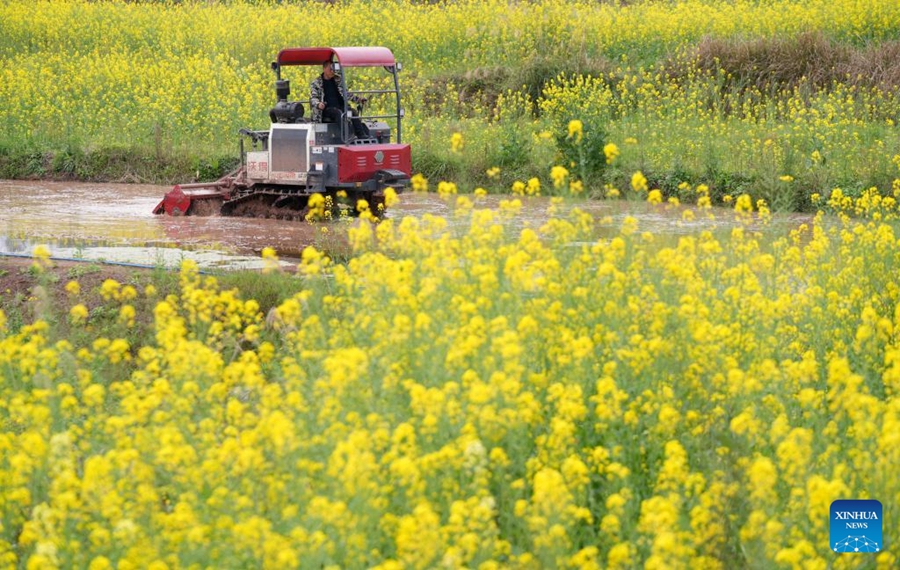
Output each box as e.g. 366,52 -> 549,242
3,181 -> 900,567
3,1 -> 900,568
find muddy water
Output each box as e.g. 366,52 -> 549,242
0,179 -> 808,269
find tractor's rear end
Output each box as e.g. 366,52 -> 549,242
153,46 -> 410,220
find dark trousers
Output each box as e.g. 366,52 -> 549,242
322,107 -> 370,139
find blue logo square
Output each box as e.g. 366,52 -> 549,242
830,499 -> 882,553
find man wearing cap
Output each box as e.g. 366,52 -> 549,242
310,60 -> 370,140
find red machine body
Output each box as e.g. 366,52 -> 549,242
338,144 -> 411,183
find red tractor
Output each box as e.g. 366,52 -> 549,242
153,47 -> 410,220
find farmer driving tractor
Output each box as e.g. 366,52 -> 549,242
310,59 -> 371,140
154,46 -> 410,220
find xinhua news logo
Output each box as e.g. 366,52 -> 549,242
830,499 -> 882,553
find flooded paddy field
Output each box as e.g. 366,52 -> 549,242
0,179 -> 809,271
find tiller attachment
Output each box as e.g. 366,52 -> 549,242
152,180 -> 232,217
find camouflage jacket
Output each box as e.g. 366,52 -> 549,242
309,72 -> 360,122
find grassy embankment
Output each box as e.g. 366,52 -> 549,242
2,0 -> 900,210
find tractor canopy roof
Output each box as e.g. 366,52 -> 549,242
276,47 -> 396,68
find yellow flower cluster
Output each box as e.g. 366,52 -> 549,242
603,143 -> 620,165
450,132 -> 464,153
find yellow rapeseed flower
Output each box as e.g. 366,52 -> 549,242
438,181 -> 458,198
550,166 -> 569,189
631,171 -> 648,193
604,143 -> 620,164
32,244 -> 51,262
118,304 -> 136,327
100,279 -> 120,301
261,247 -> 280,274
31,244 -> 52,271
567,119 -> 583,143
411,173 -> 428,193
450,132 -> 464,153
65,280 -> 80,296
69,304 -> 89,325
384,187 -> 400,207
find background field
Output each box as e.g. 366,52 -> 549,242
3,0 -> 900,209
